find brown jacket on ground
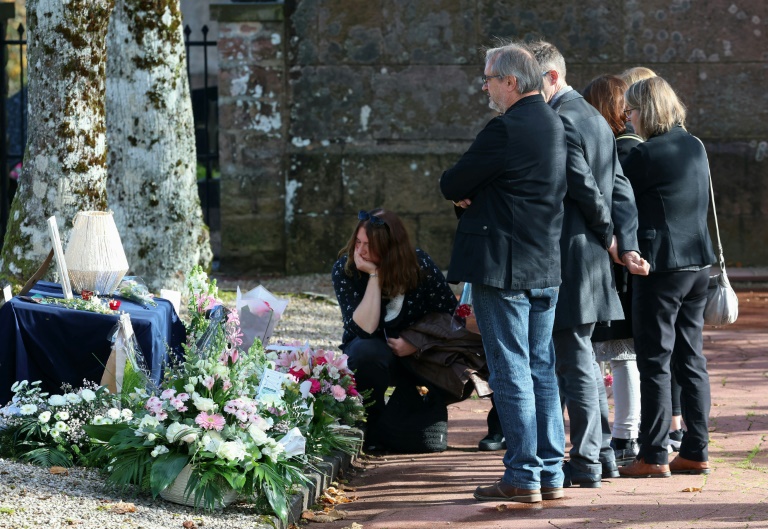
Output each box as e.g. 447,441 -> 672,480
399,312 -> 490,403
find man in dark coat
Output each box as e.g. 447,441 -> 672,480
441,42 -> 568,504
528,40 -> 648,488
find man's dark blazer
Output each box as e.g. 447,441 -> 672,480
440,93 -> 567,290
622,125 -> 715,272
550,89 -> 640,331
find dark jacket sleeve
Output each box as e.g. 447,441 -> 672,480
610,165 -> 640,254
331,257 -> 376,339
440,118 -> 507,202
561,115 -> 614,248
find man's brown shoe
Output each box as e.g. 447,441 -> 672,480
618,458 -> 671,478
474,480 -> 542,503
541,487 -> 564,500
670,455 -> 711,475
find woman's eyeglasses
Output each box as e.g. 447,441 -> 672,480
624,108 -> 637,118
358,210 -> 386,227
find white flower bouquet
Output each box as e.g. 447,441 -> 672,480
0,380 -> 126,467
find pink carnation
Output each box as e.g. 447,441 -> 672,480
195,411 -> 226,431
309,379 -> 321,394
604,374 -> 614,388
331,385 -> 347,402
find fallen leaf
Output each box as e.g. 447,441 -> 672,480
495,504 -> 508,511
303,509 -> 348,523
182,521 -> 197,529
341,524 -> 363,529
682,487 -> 702,492
601,519 -> 623,524
49,466 -> 68,475
110,501 -> 137,514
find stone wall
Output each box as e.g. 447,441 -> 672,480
212,1 -> 768,275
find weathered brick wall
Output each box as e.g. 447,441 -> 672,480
213,1 -> 768,275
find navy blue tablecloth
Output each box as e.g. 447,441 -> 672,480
0,281 -> 186,403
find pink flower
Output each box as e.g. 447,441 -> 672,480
222,380 -> 233,391
331,385 -> 347,402
309,379 -> 321,394
348,386 -> 359,397
177,393 -> 190,402
160,389 -> 176,400
196,294 -> 220,313
235,409 -> 249,422
604,374 -> 614,388
203,376 -> 215,390
195,412 -> 226,431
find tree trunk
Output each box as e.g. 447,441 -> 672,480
106,0 -> 212,293
0,0 -> 114,286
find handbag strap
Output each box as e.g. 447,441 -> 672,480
694,136 -> 726,273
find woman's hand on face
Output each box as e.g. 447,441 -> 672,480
354,249 -> 378,275
387,337 -> 418,357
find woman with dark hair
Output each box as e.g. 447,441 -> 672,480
582,74 -> 644,466
618,77 -> 716,478
332,208 -> 489,451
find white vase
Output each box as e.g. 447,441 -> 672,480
159,464 -> 238,509
64,211 -> 130,295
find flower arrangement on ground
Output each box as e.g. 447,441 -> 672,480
267,343 -> 366,454
0,380 -> 126,467
85,267 -> 313,520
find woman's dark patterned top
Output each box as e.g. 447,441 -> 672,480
331,248 -> 458,347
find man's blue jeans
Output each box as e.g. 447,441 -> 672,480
473,284 -> 565,489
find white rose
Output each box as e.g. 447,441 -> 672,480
217,440 -> 246,462
192,395 -> 216,412
107,408 -> 121,421
139,415 -> 160,429
121,409 -> 133,420
180,431 -> 198,444
146,433 -> 157,442
184,384 -> 195,393
65,393 -> 81,404
248,424 -> 269,446
92,415 -> 106,425
165,422 -> 186,443
38,410 -> 51,423
20,404 -> 37,415
80,388 -> 97,402
48,395 -> 66,407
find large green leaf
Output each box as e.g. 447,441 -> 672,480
150,451 -> 190,497
82,422 -> 130,443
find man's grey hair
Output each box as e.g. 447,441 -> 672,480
526,40 -> 567,80
485,42 -> 543,94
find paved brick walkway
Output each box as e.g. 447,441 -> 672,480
314,293 -> 768,529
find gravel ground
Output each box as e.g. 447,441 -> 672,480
0,273 -> 345,529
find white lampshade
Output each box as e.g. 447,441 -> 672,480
64,211 -> 130,295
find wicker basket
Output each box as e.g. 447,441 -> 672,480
64,211 -> 129,295
159,464 -> 238,508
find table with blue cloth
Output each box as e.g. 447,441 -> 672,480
0,281 -> 186,403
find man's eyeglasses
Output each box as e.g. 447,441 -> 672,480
624,108 -> 637,118
358,210 -> 386,227
482,74 -> 504,84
